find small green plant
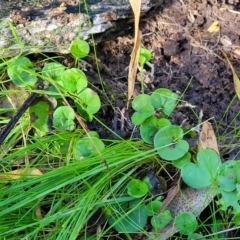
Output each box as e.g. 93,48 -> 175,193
61,68 -> 88,93
175,212 -> 198,235
53,106 -> 76,131
131,94 -> 155,125
154,125 -> 189,161
70,39 -> 90,59
7,56 -> 38,87
131,88 -> 240,237
181,149 -> 221,189
29,100 -> 51,134
7,43 -> 100,125
131,88 -> 179,147
105,177 -> 172,233
2,31 -> 240,239
127,178 -> 148,198
6,39 -> 103,159
138,47 -> 152,94
73,131 -> 105,159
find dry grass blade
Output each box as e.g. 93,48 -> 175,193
221,50 -> 240,101
127,0 -> 141,107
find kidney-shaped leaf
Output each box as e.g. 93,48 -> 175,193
53,106 -> 75,131
140,116 -> 171,144
7,56 -> 37,87
29,101 -> 50,133
108,201 -> 148,233
138,47 -> 152,66
42,62 -> 65,81
154,125 -> 189,161
175,212 -> 198,235
70,39 -> 90,59
74,135 -> 105,159
61,68 -> 88,93
181,149 -> 222,188
127,179 -> 148,198
146,200 -> 162,216
150,88 -> 178,116
75,88 -> 101,121
151,209 -> 172,229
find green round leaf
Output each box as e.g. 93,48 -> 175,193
138,48 -> 152,66
131,94 -> 154,125
138,55 -> 147,66
132,94 -> 152,112
219,160 -> 240,184
151,209 -> 172,229
157,118 -> 172,129
182,149 -> 222,188
146,201 -> 162,216
150,88 -> 178,116
175,212 -> 198,235
181,162 -> 210,188
87,131 -> 100,138
154,125 -> 189,161
42,62 -> 65,81
74,136 -> 105,159
218,175 -> 236,192
233,213 -> 240,226
188,233 -> 206,240
70,39 -> 90,59
197,149 -> 222,176
53,106 -> 75,131
7,56 -> 37,87
108,202 -> 148,233
61,68 -> 88,93
131,110 -> 154,125
140,116 -> 171,144
75,88 -> 101,121
127,179 -> 148,198
29,101 -> 51,133
172,152 -> 191,168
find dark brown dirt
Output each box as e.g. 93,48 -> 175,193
90,0 -> 240,160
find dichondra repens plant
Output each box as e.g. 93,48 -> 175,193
130,86 -> 240,236
6,39 -> 104,158
2,38 -> 240,239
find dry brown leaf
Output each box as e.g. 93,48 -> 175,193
0,167 -> 43,179
207,20 -> 220,32
0,167 -> 44,220
221,50 -> 240,101
198,121 -> 220,154
127,0 -> 141,107
161,183 -> 180,212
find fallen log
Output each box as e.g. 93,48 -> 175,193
0,0 -> 162,57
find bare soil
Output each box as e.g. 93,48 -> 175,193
90,0 -> 240,160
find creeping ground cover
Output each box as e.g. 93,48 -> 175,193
1,1 -> 240,239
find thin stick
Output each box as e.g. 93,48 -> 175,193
0,82 -> 44,145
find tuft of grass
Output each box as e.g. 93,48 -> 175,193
0,136 -> 155,239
